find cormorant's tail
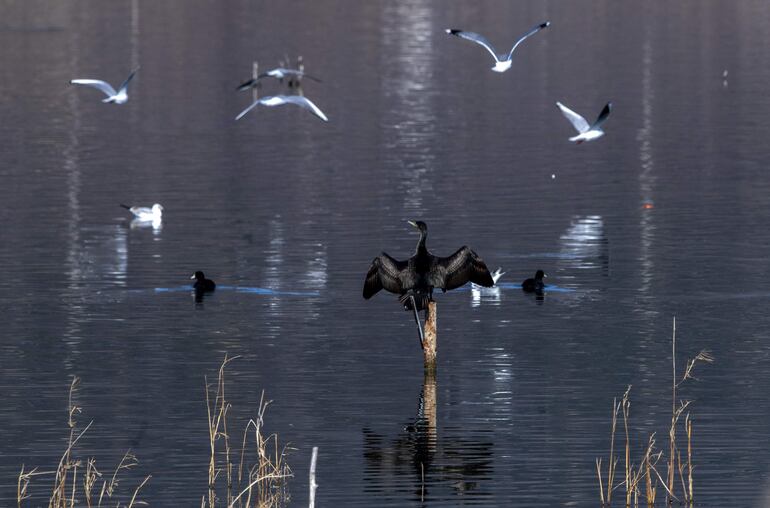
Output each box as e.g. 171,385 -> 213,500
399,291 -> 430,312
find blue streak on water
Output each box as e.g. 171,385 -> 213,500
454,283 -> 576,293
151,286 -> 320,296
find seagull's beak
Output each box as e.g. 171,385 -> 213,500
407,220 -> 417,229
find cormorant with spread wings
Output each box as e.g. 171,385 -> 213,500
363,220 -> 495,312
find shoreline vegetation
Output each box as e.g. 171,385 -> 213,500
16,355 -> 292,508
595,317 -> 713,507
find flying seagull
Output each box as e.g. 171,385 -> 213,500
556,102 -> 612,144
70,68 -> 140,104
120,203 -> 163,221
235,95 -> 328,122
445,22 -> 550,73
237,68 -> 322,91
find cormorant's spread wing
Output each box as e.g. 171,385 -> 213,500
591,102 -> 612,130
445,29 -> 500,63
556,102 -> 590,133
363,253 -> 408,299
70,79 -> 117,98
507,21 -> 550,59
436,246 -> 494,290
118,68 -> 139,94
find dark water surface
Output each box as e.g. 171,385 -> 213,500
2,0 -> 770,506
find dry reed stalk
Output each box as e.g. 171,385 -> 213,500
206,355 -> 292,508
686,414 -> 693,504
127,474 -> 152,508
308,447 -> 318,508
642,435 -> 659,506
620,387 -> 632,506
595,319 -> 712,507
595,458 -> 605,505
83,458 -> 100,508
206,354 -> 238,507
17,467 -> 53,507
17,377 -> 148,508
607,397 -> 618,504
667,316 -> 677,502
49,377 -> 91,508
677,450 -> 687,504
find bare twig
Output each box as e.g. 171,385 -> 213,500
309,447 -> 319,508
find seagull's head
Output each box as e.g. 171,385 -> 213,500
152,204 -> 164,215
408,220 -> 428,234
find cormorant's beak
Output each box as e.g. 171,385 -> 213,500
407,220 -> 418,229
190,274 -> 196,280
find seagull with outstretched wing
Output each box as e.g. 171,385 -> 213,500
235,95 -> 328,122
556,102 -> 612,144
70,68 -> 140,104
445,22 -> 550,73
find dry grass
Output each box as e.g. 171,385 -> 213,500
16,376 -> 151,508
203,354 -> 292,508
595,317 -> 713,507
18,357 -> 292,508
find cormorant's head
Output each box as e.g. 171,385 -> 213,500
535,270 -> 546,280
408,220 -> 428,233
191,271 -> 205,280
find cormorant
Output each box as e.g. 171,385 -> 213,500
521,270 -> 546,293
363,220 -> 495,311
191,271 -> 216,292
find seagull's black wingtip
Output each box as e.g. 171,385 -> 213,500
446,29 -> 461,35
540,21 -> 551,29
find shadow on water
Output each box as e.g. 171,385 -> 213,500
362,371 -> 494,504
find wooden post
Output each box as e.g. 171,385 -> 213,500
423,368 -> 437,442
422,301 -> 437,371
251,61 -> 259,102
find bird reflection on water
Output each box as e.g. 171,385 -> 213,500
362,373 -> 494,502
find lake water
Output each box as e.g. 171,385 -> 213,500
2,0 -> 770,506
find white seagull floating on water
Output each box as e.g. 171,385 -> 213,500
120,203 -> 163,221
70,68 -> 139,104
445,22 -> 550,73
556,102 -> 612,144
472,267 -> 505,289
235,95 -> 328,122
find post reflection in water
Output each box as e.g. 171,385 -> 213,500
362,371 -> 494,503
557,215 -> 609,276
380,0 -> 438,215
637,30 -> 656,301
